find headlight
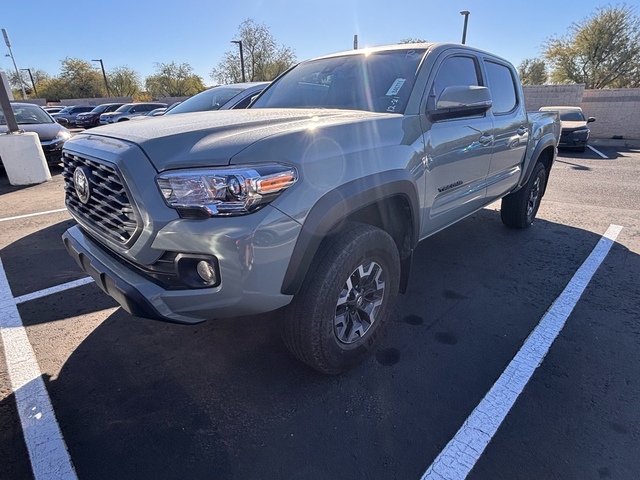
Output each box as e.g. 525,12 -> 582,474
57,130 -> 71,140
156,163 -> 298,217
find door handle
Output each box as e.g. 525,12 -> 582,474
517,126 -> 528,136
479,134 -> 494,145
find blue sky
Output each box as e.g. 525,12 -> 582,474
1,0 -> 614,85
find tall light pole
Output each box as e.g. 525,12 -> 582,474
2,28 -> 27,99
460,11 -> 470,45
92,59 -> 111,97
231,40 -> 246,83
20,68 -> 37,98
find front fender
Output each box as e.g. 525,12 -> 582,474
280,170 -> 420,295
517,132 -> 557,190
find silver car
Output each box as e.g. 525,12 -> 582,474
99,102 -> 167,124
164,82 -> 269,115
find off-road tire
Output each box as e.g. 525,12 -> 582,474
500,162 -> 547,229
281,223 -> 400,374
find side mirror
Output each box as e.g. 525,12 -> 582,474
428,85 -> 492,121
56,117 -> 69,126
587,117 -> 596,123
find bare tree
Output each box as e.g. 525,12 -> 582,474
211,19 -> 296,84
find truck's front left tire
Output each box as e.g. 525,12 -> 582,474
281,223 -> 400,375
500,162 -> 547,229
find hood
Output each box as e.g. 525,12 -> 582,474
0,122 -> 67,141
71,109 -> 397,171
561,120 -> 588,131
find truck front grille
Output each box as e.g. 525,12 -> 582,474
63,153 -> 141,246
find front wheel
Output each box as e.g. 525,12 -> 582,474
500,162 -> 547,229
281,223 -> 400,374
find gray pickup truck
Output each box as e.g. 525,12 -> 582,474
62,43 -> 560,374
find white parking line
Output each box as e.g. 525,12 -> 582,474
14,277 -> 94,305
587,145 -> 609,159
0,258 -> 78,480
0,208 -> 68,223
422,224 -> 623,480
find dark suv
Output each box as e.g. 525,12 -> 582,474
51,105 -> 94,127
75,103 -> 125,128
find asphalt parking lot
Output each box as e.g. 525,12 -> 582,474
1,144 -> 639,479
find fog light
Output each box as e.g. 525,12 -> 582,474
196,260 -> 215,283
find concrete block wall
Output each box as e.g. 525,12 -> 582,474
581,89 -> 640,140
523,85 -> 640,140
523,85 -> 585,111
60,97 -> 132,106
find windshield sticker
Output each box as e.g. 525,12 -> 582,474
386,97 -> 400,112
386,78 -> 406,96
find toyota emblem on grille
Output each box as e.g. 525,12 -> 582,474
73,167 -> 92,204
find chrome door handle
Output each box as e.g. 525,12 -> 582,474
479,134 -> 494,145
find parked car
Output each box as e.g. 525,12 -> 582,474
43,106 -> 65,114
164,82 -> 269,116
51,105 -> 95,127
75,103 -> 125,128
99,103 -> 167,124
539,106 -> 595,152
0,103 -> 71,166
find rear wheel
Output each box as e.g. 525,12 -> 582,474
281,223 -> 400,374
501,162 -> 547,229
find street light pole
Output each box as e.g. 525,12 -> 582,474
92,59 -> 111,97
2,28 -> 27,99
20,68 -> 37,98
231,40 -> 246,83
460,11 -> 470,45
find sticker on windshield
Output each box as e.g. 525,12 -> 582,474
386,78 -> 406,96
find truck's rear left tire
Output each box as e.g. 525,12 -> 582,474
281,223 -> 400,374
500,162 -> 547,229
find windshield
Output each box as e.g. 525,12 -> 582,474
114,104 -> 133,113
91,105 -> 110,113
0,105 -> 54,125
252,49 -> 426,114
558,110 -> 586,122
166,87 -> 244,115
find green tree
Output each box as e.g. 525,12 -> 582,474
36,58 -> 105,101
544,4 -> 640,88
518,58 -> 548,85
7,68 -> 50,98
144,62 -> 205,97
211,19 -> 296,84
108,66 -> 141,97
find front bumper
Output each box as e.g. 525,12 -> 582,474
558,129 -> 589,149
62,210 -> 300,324
40,138 -> 65,164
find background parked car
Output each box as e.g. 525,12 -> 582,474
539,106 -> 596,152
99,102 -> 167,124
0,103 -> 71,166
75,103 -> 125,128
164,82 -> 269,116
51,105 -> 95,127
42,106 -> 65,114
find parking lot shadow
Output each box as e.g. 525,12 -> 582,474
27,209 -> 638,480
5,208 -> 640,479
